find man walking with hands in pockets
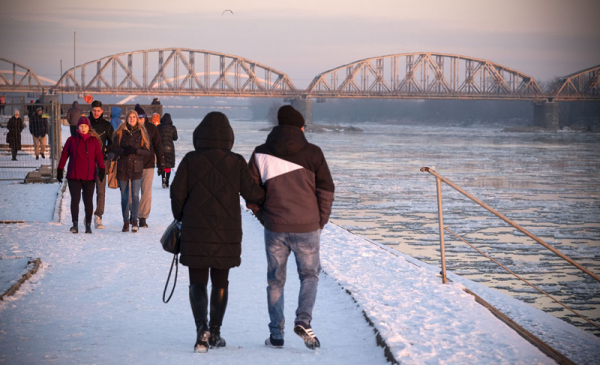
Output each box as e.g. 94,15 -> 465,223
248,105 -> 335,350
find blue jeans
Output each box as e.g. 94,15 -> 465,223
119,179 -> 141,222
265,229 -> 321,340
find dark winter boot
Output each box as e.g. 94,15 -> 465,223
189,284 -> 210,353
209,287 -> 228,348
122,221 -> 129,232
70,222 -> 78,234
139,218 -> 148,228
85,222 -> 92,234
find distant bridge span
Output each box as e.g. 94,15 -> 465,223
0,49 -> 598,103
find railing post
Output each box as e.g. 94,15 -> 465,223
436,176 -> 448,284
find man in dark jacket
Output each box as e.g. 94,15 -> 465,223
88,100 -> 114,229
66,101 -> 82,137
135,104 -> 165,228
29,107 -> 48,160
248,105 -> 335,350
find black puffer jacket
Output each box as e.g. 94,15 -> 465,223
170,112 -> 265,269
157,113 -> 178,169
29,112 -> 48,137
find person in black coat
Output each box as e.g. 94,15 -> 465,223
157,113 -> 178,188
29,107 -> 49,159
6,109 -> 24,160
170,112 -> 265,353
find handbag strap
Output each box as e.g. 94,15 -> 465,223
162,253 -> 178,303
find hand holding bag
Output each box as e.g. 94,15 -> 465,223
161,219 -> 182,303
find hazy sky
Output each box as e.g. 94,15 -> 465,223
2,0 -> 599,88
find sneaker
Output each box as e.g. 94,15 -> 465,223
139,218 -> 148,228
132,220 -> 139,232
265,335 -> 284,349
294,322 -> 320,350
94,215 -> 104,229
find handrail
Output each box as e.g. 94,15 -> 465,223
420,166 -> 600,283
420,166 -> 600,330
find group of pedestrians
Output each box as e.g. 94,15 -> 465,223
170,106 -> 335,354
58,100 -> 177,234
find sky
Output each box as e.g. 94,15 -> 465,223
1,0 -> 599,88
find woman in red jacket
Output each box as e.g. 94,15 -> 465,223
57,117 -> 106,234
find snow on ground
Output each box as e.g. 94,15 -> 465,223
0,171 -> 598,364
0,181 -> 60,221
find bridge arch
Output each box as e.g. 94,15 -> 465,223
306,52 -> 545,100
55,48 -> 297,96
0,57 -> 56,89
550,64 -> 600,101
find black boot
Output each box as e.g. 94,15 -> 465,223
70,222 -> 78,234
189,284 -> 210,353
85,221 -> 92,234
209,287 -> 228,348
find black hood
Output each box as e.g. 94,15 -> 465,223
160,113 -> 173,125
265,125 -> 307,156
72,101 -> 79,108
193,112 -> 234,151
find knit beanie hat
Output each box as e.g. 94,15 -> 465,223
77,116 -> 91,127
134,104 -> 146,118
277,105 -> 305,128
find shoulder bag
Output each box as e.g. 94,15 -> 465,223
160,219 -> 181,303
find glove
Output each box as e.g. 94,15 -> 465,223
123,146 -> 136,155
97,168 -> 106,182
157,168 -> 165,176
57,168 -> 63,183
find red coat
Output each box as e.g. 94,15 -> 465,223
58,133 -> 105,181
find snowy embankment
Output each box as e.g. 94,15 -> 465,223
0,174 -> 598,364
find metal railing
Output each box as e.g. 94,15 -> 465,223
1,101 -> 61,181
420,166 -> 600,330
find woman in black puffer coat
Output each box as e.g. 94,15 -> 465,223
6,109 -> 24,160
157,113 -> 178,188
170,112 -> 264,354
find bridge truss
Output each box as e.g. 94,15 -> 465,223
0,57 -> 56,91
54,48 -> 297,97
306,53 -> 545,100
551,64 -> 600,101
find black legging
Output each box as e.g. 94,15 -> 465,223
189,267 -> 230,289
68,179 -> 96,224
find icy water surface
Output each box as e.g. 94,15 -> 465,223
175,118 -> 600,336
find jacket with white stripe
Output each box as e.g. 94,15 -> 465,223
248,125 -> 335,233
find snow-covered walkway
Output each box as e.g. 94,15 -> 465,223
0,175 -> 598,364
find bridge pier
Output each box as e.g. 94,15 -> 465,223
533,101 -> 559,130
290,98 -> 313,125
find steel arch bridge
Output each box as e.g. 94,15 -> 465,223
306,52 -> 545,100
550,64 -> 600,101
54,48 -> 298,97
0,57 -> 56,90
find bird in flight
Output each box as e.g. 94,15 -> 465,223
222,9 -> 234,15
